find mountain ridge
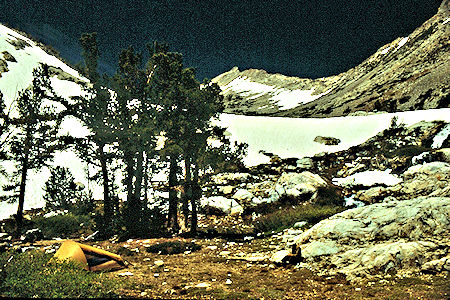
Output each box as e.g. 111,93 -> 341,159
212,1 -> 449,117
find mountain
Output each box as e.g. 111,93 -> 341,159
212,1 -> 449,117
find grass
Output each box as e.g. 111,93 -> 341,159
0,250 -> 121,298
254,204 -> 344,234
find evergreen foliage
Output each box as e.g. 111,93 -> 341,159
43,166 -> 78,211
1,65 -> 65,234
43,166 -> 93,215
75,32 -> 118,236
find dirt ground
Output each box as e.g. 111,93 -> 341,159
50,235 -> 446,299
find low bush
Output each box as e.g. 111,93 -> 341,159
34,213 -> 92,239
254,204 -> 344,235
0,250 -> 121,298
146,241 -> 201,255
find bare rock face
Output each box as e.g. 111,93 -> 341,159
355,162 -> 450,203
293,196 -> 450,281
213,2 -> 449,117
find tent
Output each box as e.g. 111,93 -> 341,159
54,240 -> 126,271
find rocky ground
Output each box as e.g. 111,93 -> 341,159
1,232 -> 447,299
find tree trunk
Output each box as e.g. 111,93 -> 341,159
98,145 -> 112,233
124,153 -> 140,236
143,151 -> 149,207
167,155 -> 179,232
134,148 -> 144,204
183,154 -> 192,229
190,164 -> 201,234
16,152 -> 29,236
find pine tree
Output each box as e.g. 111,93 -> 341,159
43,166 -> 77,211
111,45 -> 158,237
145,46 -> 186,233
75,32 -> 117,235
2,65 -> 64,234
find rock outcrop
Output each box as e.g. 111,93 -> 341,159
355,162 -> 450,203
293,196 -> 450,280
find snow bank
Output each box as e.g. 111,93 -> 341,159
0,24 -> 86,104
332,169 -> 402,188
395,37 -> 409,51
215,109 -> 450,166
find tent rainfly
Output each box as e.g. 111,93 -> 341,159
54,240 -> 126,271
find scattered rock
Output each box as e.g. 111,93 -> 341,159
154,260 -> 164,267
201,196 -> 243,215
195,282 -> 211,289
270,171 -> 328,201
421,256 -> 450,273
314,136 -> 341,145
293,221 -> 308,229
435,148 -> 450,163
218,186 -> 234,195
232,189 -> 254,201
211,173 -> 250,185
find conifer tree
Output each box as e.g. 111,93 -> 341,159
76,32 -> 117,235
145,46 -> 185,232
2,65 -> 63,234
111,46 -> 158,236
43,166 -> 77,211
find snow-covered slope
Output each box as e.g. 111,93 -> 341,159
215,109 -> 450,166
213,2 -> 449,117
0,23 -> 97,219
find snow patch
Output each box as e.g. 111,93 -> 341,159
395,37 -> 409,51
344,195 -> 365,208
221,76 -> 276,97
271,88 -> 331,110
380,46 -> 391,55
443,17 -> 450,25
431,123 -> 450,149
332,169 -> 402,188
221,76 -> 330,110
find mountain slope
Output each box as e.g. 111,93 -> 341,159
213,1 -> 449,117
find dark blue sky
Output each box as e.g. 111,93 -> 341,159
0,0 -> 443,80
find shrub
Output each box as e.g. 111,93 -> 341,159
314,186 -> 343,206
34,213 -> 92,239
254,204 -> 344,235
146,241 -> 201,255
0,250 -> 121,298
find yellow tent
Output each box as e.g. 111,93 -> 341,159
54,240 -> 126,272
